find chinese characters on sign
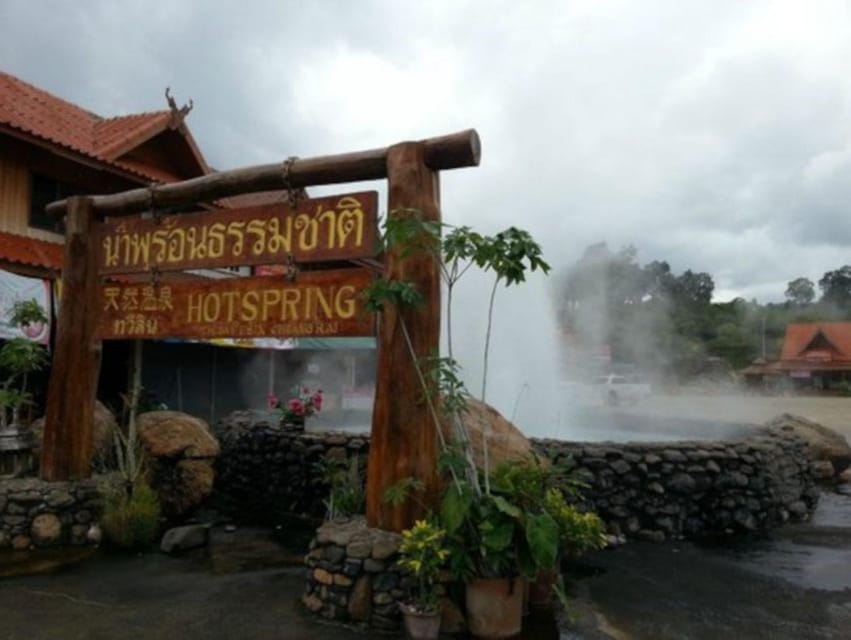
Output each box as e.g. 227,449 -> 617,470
97,191 -> 378,275
96,269 -> 375,340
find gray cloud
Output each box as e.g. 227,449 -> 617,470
4,0 -> 851,419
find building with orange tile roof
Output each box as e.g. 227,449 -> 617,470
741,322 -> 851,391
0,69 -> 211,277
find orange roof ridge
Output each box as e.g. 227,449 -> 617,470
94,111 -> 171,159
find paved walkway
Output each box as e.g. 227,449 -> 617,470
0,552 -> 370,640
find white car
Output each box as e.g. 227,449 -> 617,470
593,374 -> 652,406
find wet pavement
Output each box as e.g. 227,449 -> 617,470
564,485 -> 851,639
1,489 -> 850,639
0,533 -> 368,640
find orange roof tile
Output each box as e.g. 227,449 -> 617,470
780,322 -> 851,362
94,111 -> 172,159
0,232 -> 63,270
0,71 -> 202,183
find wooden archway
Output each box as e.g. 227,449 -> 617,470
40,130 -> 481,532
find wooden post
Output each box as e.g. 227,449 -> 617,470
366,143 -> 442,532
40,196 -> 102,480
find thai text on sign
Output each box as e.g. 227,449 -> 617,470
96,268 -> 375,340
97,191 -> 378,275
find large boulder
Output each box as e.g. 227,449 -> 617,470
766,413 -> 851,479
455,398 -> 536,469
137,411 -> 220,518
31,400 -> 118,470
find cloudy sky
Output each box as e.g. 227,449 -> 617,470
4,0 -> 851,304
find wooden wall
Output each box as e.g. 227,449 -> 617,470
0,150 -> 64,243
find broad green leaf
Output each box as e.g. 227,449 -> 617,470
526,512 -> 560,570
480,519 -> 514,552
440,484 -> 471,534
491,495 -> 522,519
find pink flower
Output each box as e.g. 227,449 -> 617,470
288,399 -> 305,416
312,391 -> 323,411
266,393 -> 279,410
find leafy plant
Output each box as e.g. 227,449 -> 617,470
384,476 -> 426,508
114,340 -> 146,498
398,519 -> 450,612
543,488 -> 607,557
317,457 -> 364,520
438,458 -> 605,583
0,300 -> 49,427
362,213 -> 551,497
100,479 -> 161,549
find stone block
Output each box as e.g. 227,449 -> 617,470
348,575 -> 372,621
160,524 -> 210,553
31,513 -> 62,546
11,534 -> 31,550
313,568 -> 334,585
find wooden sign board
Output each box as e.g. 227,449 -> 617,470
96,268 -> 375,340
97,191 -> 378,275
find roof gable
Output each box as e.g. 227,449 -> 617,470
781,322 -> 851,361
0,70 -> 208,183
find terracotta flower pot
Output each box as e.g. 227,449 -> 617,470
528,567 -> 559,610
465,576 -> 524,639
399,603 -> 441,640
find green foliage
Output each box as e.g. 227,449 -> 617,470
479,227 -> 551,285
0,300 -> 49,425
398,520 -> 450,612
819,265 -> 851,311
560,244 -> 851,381
382,212 -> 442,258
8,299 -> 48,328
362,277 -> 424,313
0,388 -> 32,413
420,354 -> 469,417
543,488 -> 607,556
317,457 -> 364,520
383,477 -> 425,508
100,480 -> 161,549
0,339 -> 48,383
785,277 -> 816,306
439,458 -> 605,582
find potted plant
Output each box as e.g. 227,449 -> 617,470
397,519 -> 449,640
267,385 -> 322,431
0,299 -> 49,430
529,487 -> 607,609
440,459 -> 563,639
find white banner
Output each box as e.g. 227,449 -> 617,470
0,270 -> 51,344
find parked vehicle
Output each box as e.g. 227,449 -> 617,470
592,374 -> 652,406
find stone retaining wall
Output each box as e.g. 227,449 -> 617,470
536,427 -> 819,541
302,517 -> 409,631
213,411 -> 367,523
0,476 -> 102,550
214,411 -> 818,540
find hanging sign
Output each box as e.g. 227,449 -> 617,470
0,270 -> 51,344
97,191 -> 378,275
96,268 -> 375,340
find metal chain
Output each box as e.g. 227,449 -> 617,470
286,254 -> 298,282
281,156 -> 300,209
148,184 -> 163,224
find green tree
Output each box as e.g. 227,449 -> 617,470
785,277 -> 815,306
819,266 -> 851,311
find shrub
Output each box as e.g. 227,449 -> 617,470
100,481 -> 162,549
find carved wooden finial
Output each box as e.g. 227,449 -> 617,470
164,87 -> 194,128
